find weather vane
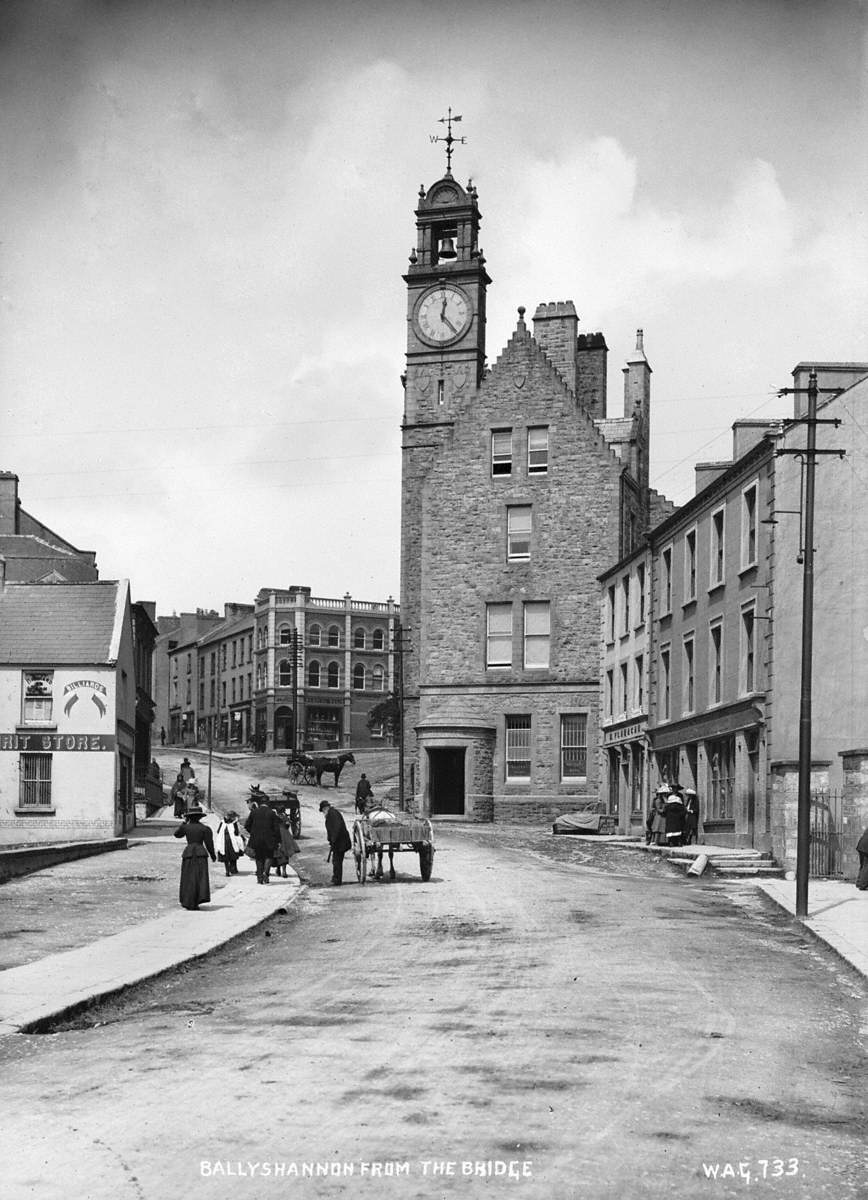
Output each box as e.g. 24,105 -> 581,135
430,107 -> 466,175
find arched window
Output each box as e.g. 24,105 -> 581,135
372,665 -> 385,692
278,624 -> 293,646
278,659 -> 292,686
353,663 -> 365,690
308,624 -> 321,647
372,628 -> 385,650
327,625 -> 341,648
327,662 -> 340,689
353,627 -> 366,649
308,660 -> 320,687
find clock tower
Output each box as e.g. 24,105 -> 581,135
402,173 -> 490,423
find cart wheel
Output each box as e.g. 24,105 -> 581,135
419,843 -> 434,882
288,763 -> 302,785
353,822 -> 367,885
305,765 -> 318,786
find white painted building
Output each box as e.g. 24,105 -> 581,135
0,572 -> 136,845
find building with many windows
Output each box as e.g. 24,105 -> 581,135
165,588 -> 398,753
253,587 -> 398,752
400,168 -> 672,820
600,362 -> 868,869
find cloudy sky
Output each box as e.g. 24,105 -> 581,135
1,0 -> 865,615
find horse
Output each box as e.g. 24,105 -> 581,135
362,804 -> 398,881
312,751 -> 355,788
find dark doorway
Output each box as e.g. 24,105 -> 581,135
274,706 -> 294,750
428,748 -> 465,815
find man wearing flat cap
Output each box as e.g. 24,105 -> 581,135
320,799 -> 351,886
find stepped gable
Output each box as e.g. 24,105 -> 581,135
648,487 -> 677,526
479,308 -> 638,478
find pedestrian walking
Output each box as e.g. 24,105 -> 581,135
173,803 -> 216,910
320,798 -> 351,885
649,785 -> 668,846
856,826 -> 868,891
180,757 -> 195,784
354,772 -> 373,814
244,797 -> 282,884
170,773 -> 187,819
683,788 -> 699,845
160,726 -> 166,746
664,785 -> 685,847
214,810 -> 245,876
273,802 -> 300,878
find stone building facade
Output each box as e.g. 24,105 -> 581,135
400,170 -> 666,821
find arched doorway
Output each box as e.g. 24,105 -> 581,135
274,706 -> 294,750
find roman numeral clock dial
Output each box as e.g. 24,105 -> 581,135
416,286 -> 471,345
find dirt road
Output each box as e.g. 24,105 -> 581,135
1,752 -> 866,1199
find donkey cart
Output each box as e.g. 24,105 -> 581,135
351,811 -> 435,885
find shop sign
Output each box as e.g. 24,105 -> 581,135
603,722 -> 645,747
0,733 -> 115,752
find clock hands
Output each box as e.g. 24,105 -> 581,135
440,291 -> 458,334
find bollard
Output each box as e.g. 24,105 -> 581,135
687,853 -> 708,877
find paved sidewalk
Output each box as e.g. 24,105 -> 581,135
755,878 -> 868,981
0,834 -> 300,1036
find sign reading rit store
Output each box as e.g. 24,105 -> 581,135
1,733 -> 115,752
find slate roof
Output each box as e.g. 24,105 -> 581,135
0,581 -> 126,665
0,535 -> 99,583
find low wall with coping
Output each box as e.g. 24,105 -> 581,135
0,838 -> 128,884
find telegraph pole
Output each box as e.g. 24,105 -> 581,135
395,618 -> 406,811
776,370 -> 845,916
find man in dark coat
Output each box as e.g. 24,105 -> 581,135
244,799 -> 283,884
354,772 -> 373,814
320,799 -> 351,885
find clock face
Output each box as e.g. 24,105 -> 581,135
416,286 -> 471,344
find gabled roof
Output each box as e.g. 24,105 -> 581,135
0,580 -> 128,665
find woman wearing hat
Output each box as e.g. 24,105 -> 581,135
173,804 -> 216,910
647,785 -> 668,846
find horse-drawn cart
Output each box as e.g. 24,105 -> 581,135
352,810 -> 435,884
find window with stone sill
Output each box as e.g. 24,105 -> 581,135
19,751 -> 52,808
527,426 -> 549,474
491,429 -> 513,476
505,715 -> 531,780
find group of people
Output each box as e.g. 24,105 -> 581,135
645,783 -> 699,848
173,780 -> 301,909
170,757 -> 198,818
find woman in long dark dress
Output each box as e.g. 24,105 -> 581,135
173,804 -> 216,910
